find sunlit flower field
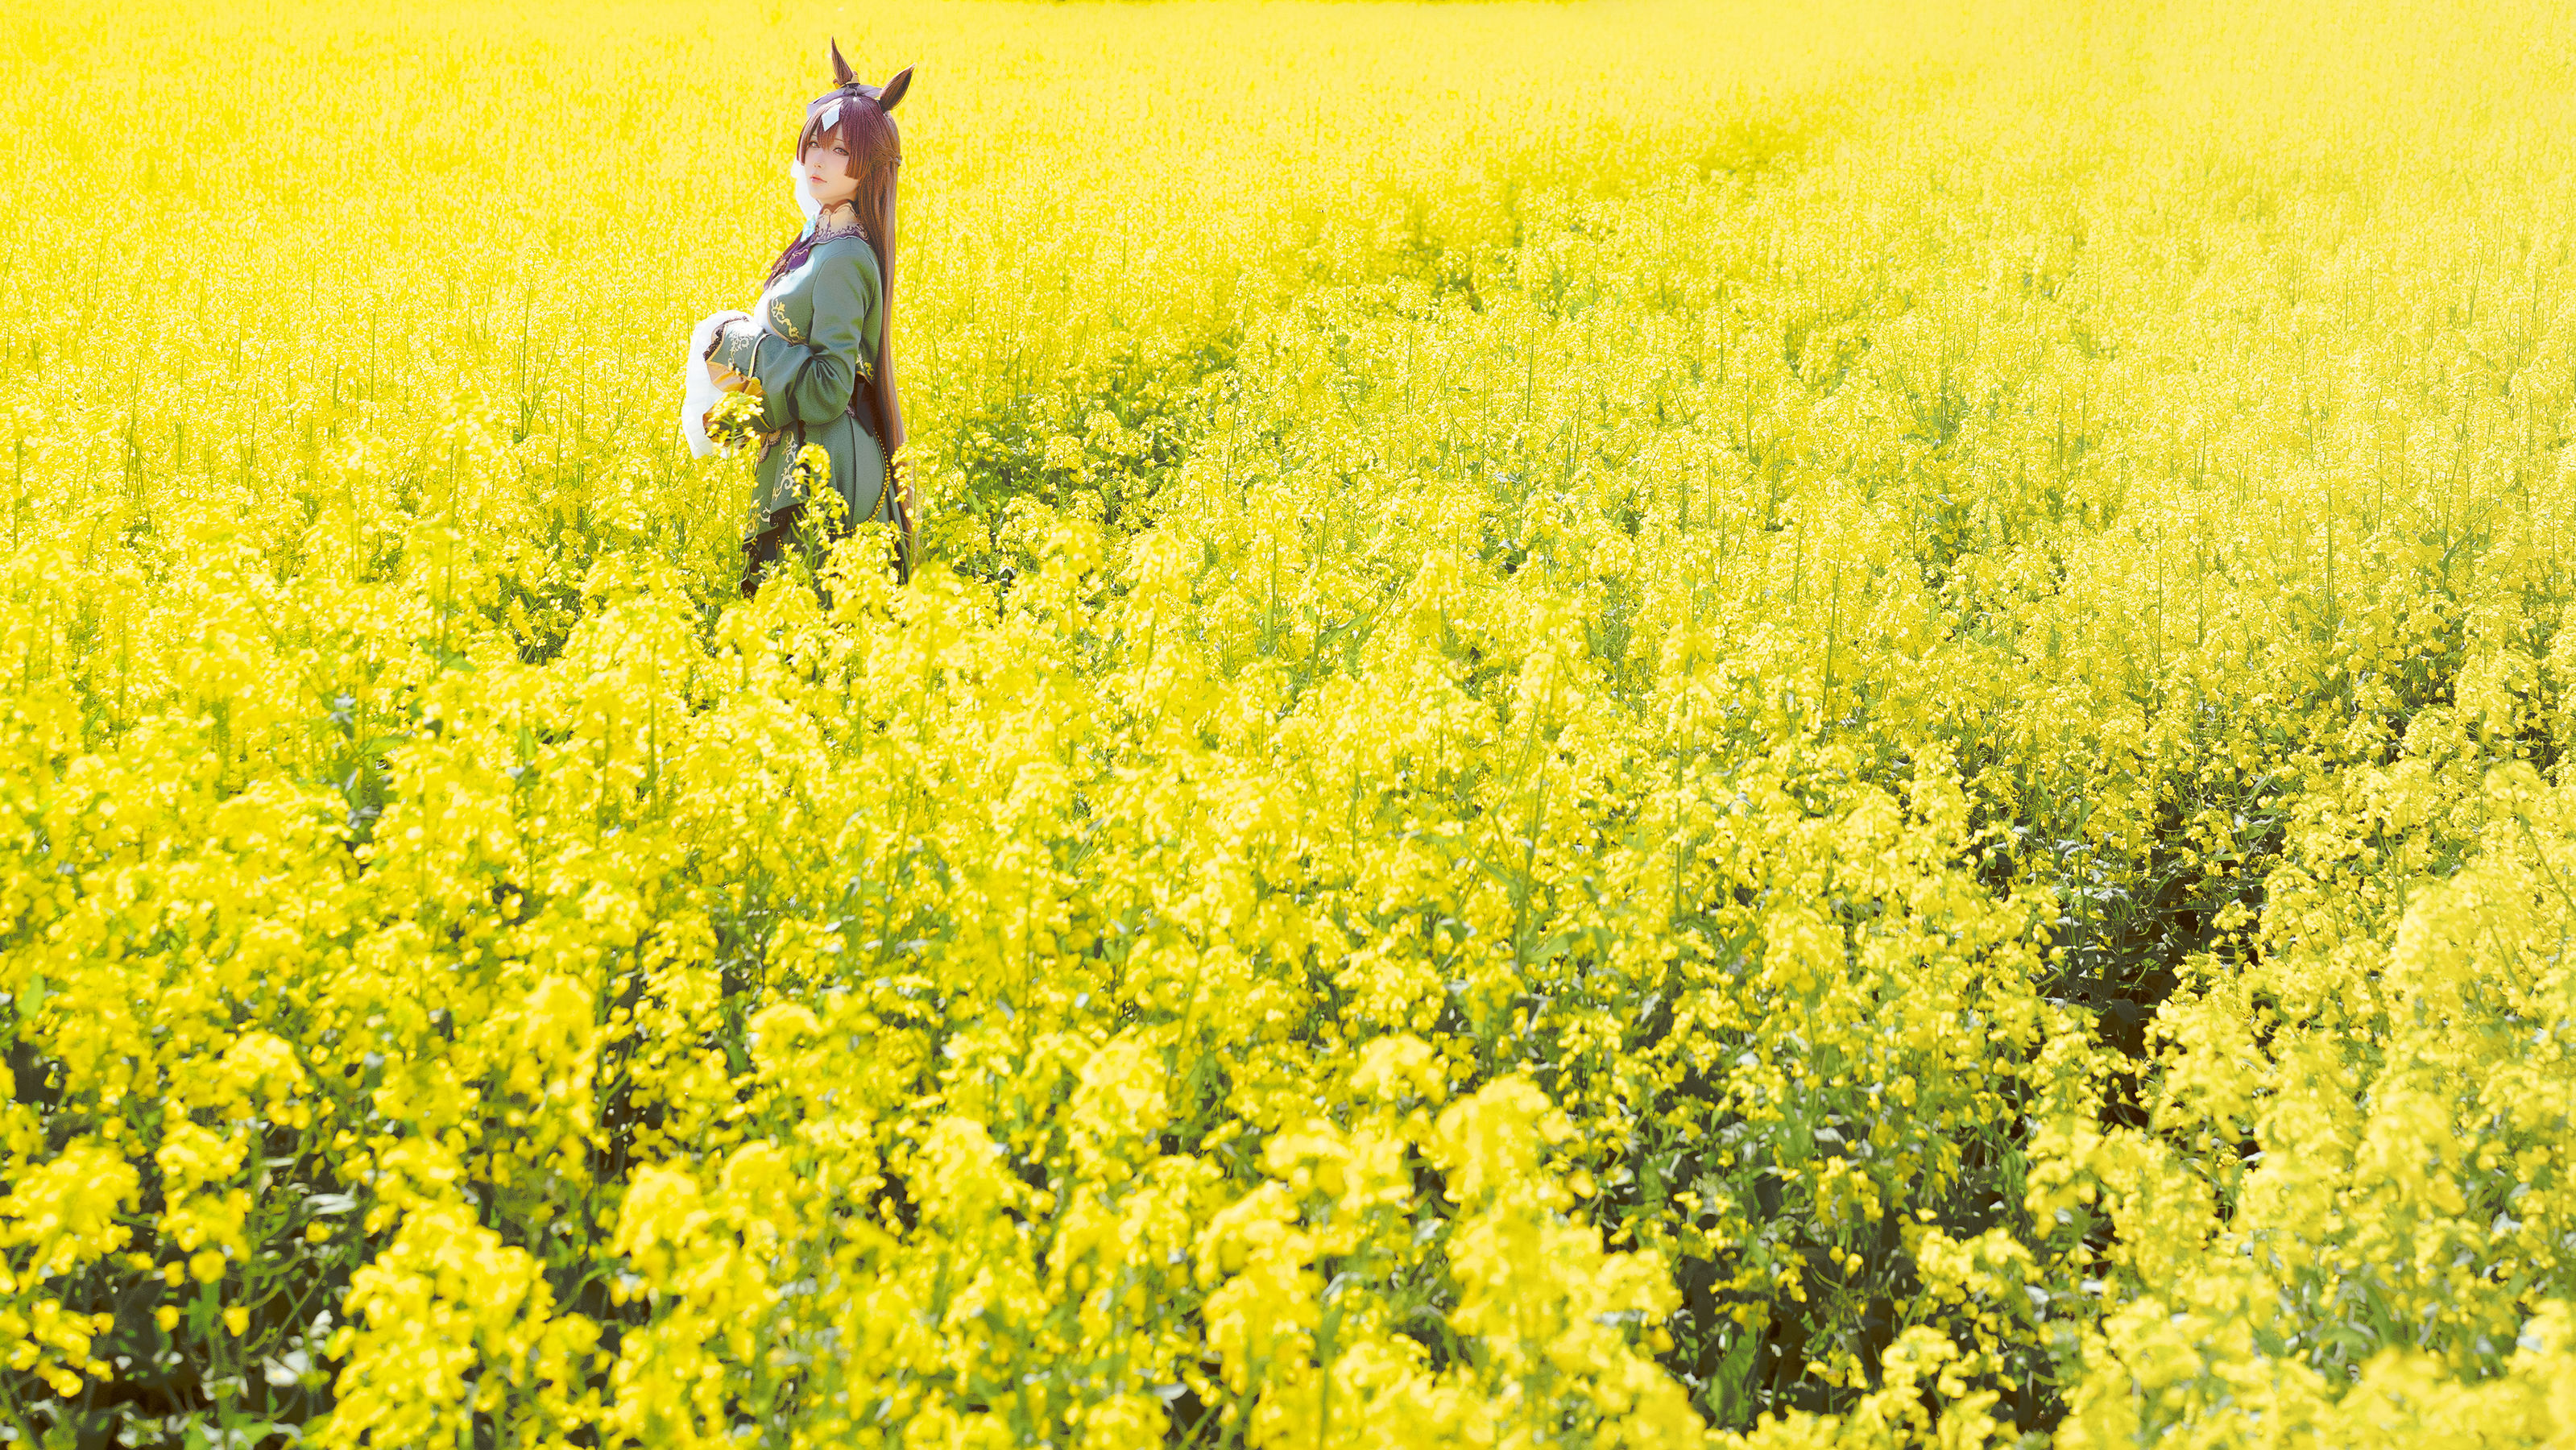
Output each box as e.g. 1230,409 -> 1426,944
6,0 -> 2576,1444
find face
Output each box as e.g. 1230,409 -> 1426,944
802,129 -> 862,209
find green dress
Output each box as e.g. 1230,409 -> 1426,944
707,233 -> 891,532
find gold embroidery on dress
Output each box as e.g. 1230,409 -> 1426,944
771,300 -> 802,342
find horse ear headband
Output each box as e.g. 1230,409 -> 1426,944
791,43 -> 909,222
822,40 -> 912,115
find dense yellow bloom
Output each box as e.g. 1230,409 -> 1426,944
4,0 -> 2576,1444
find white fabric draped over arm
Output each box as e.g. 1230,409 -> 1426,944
679,160 -> 817,458
678,310 -> 751,458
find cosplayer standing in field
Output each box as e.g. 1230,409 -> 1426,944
683,44 -> 914,593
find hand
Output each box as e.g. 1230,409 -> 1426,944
706,357 -> 746,392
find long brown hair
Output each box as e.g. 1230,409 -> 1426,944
764,68 -> 908,454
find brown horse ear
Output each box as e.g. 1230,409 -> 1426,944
828,38 -> 857,86
875,65 -> 913,111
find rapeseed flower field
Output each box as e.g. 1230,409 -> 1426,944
6,0 -> 2576,1443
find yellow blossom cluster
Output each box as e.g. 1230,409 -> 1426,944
4,0 -> 2576,1444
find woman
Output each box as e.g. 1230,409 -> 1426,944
686,44 -> 913,593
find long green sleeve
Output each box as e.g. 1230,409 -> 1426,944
709,242 -> 882,434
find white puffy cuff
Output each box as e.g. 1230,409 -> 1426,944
679,310 -> 752,458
